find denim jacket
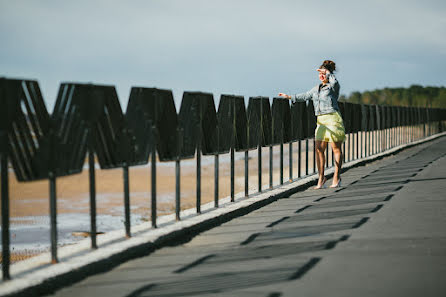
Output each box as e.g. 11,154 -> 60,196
291,73 -> 340,116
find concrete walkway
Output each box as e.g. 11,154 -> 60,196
51,137 -> 446,297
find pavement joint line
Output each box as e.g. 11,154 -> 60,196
1,132 -> 445,297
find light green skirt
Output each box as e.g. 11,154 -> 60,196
315,111 -> 346,143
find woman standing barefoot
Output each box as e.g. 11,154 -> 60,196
279,60 -> 345,189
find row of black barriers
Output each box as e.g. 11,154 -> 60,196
1,77 -> 445,280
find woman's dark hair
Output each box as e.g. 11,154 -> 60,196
320,60 -> 336,73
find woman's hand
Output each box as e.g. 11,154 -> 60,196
278,93 -> 291,100
317,68 -> 330,75
317,68 -> 330,83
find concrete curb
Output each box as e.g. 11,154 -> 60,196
1,132 -> 445,297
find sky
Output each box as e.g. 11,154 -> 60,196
1,0 -> 445,110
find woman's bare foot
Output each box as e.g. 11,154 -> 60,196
314,176 -> 327,189
330,177 -> 342,188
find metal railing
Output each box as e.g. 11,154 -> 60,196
1,77 -> 445,280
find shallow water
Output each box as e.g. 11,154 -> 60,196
3,213 -> 144,254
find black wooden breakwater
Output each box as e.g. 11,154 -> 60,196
1,77 -> 445,280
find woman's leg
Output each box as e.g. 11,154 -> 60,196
330,141 -> 343,185
315,140 -> 328,188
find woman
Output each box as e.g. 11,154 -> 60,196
279,60 -> 345,189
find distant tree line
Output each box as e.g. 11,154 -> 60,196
339,85 -> 446,108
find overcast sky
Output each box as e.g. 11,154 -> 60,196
1,0 -> 445,110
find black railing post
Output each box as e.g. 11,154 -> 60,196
289,142 -> 293,181
88,147 -> 97,249
325,146 -> 329,168
49,173 -> 58,263
258,145 -> 262,192
175,159 -> 181,220
305,138 -> 309,175
196,125 -> 201,213
176,127 -> 182,221
280,143 -> 284,185
351,132 -> 355,160
1,147 -> 11,280
123,164 -> 131,237
245,150 -> 249,197
368,130 -> 371,156
151,126 -> 158,227
298,140 -> 302,178
230,147 -> 235,202
215,154 -> 219,207
269,145 -> 273,188
358,131 -> 364,158
347,134 -> 350,162
365,130 -> 368,157
313,139 -> 316,173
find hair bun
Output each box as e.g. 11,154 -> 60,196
321,60 -> 336,72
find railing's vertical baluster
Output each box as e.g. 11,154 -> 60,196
280,143 -> 284,185
298,140 -> 302,178
381,129 -> 383,152
196,127 -> 201,213
305,138 -> 309,175
175,159 -> 181,220
380,129 -> 382,152
365,130 -> 368,157
369,130 -> 371,156
351,133 -> 353,158
351,133 -> 354,160
356,132 -> 359,158
1,150 -> 11,280
269,145 -> 273,188
215,154 -> 219,207
245,150 -> 249,197
325,145 -> 329,168
123,164 -> 131,237
394,127 -> 396,147
258,145 -> 262,192
151,126 -> 157,227
313,139 -> 316,173
392,127 -> 395,147
345,134 -> 348,161
49,173 -> 58,263
378,129 -> 380,151
259,98 -> 263,192
342,138 -> 346,163
88,148 -> 97,249
176,128 -> 182,221
230,148 -> 234,202
351,132 -> 355,160
389,128 -> 392,148
376,130 -> 378,153
358,131 -> 364,158
289,142 -> 293,181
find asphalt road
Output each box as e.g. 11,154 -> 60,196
51,136 -> 446,297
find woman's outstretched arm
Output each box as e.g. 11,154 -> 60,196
279,88 -> 315,103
